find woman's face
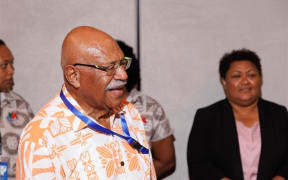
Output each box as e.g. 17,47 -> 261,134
221,60 -> 262,107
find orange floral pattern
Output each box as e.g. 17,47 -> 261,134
96,141 -> 125,177
17,85 -> 156,180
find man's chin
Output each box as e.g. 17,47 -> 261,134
0,86 -> 13,93
112,102 -> 123,112
107,99 -> 123,114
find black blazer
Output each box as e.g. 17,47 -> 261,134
187,98 -> 288,180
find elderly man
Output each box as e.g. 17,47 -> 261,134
17,26 -> 156,179
0,40 -> 33,179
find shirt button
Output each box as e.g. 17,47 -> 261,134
120,161 -> 125,166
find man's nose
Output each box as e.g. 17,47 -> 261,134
114,66 -> 128,80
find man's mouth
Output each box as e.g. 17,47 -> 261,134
107,85 -> 125,97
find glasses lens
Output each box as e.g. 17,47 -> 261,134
123,57 -> 132,70
105,57 -> 132,75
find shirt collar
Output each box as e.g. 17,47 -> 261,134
61,85 -> 88,131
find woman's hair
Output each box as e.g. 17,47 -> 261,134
219,48 -> 262,79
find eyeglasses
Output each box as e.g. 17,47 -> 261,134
73,56 -> 132,76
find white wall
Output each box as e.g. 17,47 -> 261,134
0,0 -> 137,112
141,0 -> 288,179
1,0 -> 288,179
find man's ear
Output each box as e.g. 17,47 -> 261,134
64,65 -> 80,88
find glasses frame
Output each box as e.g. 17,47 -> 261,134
73,56 -> 132,75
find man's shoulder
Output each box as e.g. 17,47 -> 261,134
33,94 -> 66,120
4,90 -> 29,103
3,91 -> 33,116
21,94 -> 71,143
128,89 -> 164,109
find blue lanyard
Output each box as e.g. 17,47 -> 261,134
60,90 -> 149,154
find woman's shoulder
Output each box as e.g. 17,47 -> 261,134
259,98 -> 287,112
197,99 -> 229,113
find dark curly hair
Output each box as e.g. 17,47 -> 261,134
219,48 -> 262,79
117,40 -> 141,92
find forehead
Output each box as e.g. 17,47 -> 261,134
229,60 -> 257,71
0,45 -> 13,62
84,39 -> 123,64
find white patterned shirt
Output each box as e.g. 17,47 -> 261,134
126,88 -> 173,145
17,86 -> 156,180
0,91 -> 34,179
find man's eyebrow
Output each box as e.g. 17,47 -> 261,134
0,59 -> 13,63
104,58 -> 122,65
98,61 -> 116,66
3,59 -> 14,62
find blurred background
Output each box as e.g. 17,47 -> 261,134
1,0 -> 288,179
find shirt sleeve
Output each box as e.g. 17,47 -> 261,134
146,96 -> 174,142
25,101 -> 34,119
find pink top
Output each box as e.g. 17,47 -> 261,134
235,120 -> 261,180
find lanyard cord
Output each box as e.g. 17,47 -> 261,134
60,90 -> 149,154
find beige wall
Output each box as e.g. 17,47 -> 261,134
0,0 -> 137,113
141,0 -> 288,179
1,0 -> 288,179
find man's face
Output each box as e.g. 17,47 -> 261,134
0,45 -> 14,92
77,41 -> 128,112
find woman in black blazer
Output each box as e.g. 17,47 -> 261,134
187,49 -> 288,180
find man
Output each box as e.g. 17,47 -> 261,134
0,40 -> 34,179
117,41 -> 176,179
17,26 -> 156,179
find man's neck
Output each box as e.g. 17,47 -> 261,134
65,85 -> 113,129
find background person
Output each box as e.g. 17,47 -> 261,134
0,39 -> 34,179
187,49 -> 288,180
17,26 -> 156,179
117,40 -> 176,179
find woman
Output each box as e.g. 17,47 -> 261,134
187,49 -> 288,180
